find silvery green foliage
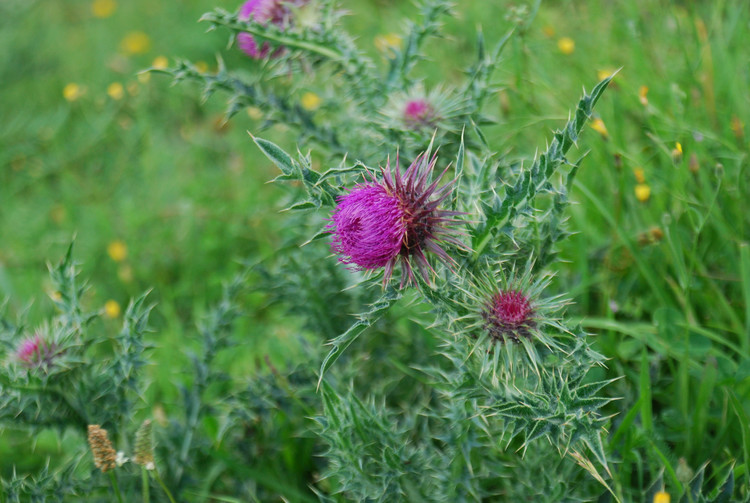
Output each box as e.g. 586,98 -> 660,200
168,0 -> 619,500
0,243 -> 152,435
162,0 -> 504,162
0,464 -> 82,503
1,1 -> 626,501
251,79 -> 616,500
638,465 -> 748,503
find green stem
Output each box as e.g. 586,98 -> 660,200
153,470 -> 177,503
202,14 -> 341,60
141,467 -> 150,503
108,471 -> 124,503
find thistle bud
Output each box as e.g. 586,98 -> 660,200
483,289 -> 535,343
87,425 -> 117,473
15,333 -> 57,369
403,99 -> 436,129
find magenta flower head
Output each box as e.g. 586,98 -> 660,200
380,84 -> 468,139
328,152 -> 465,287
237,0 -> 308,59
15,333 -> 57,368
483,289 -> 535,343
403,98 -> 436,128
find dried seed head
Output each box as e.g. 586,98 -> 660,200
134,419 -> 155,470
483,289 -> 535,343
88,425 -> 117,473
328,152 -> 465,287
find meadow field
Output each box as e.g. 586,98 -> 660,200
1,0 -> 749,501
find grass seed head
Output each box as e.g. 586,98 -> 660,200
87,425 -> 117,473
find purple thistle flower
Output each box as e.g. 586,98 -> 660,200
237,0 -> 308,59
328,152 -> 465,287
483,289 -> 535,343
403,98 -> 436,128
16,333 -> 56,368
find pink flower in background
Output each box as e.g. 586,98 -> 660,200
328,153 -> 465,287
237,0 -> 308,59
403,98 -> 436,128
16,334 -> 56,368
483,289 -> 535,343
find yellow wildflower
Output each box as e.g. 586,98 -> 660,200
118,264 -> 134,283
557,37 -> 575,55
121,31 -> 151,55
635,184 -> 651,202
731,115 -> 744,142
671,142 -> 683,163
152,404 -> 168,426
107,82 -> 124,100
301,92 -> 322,111
104,300 -> 121,319
633,167 -> 646,183
597,68 -> 617,82
91,0 -> 116,18
152,56 -> 168,70
11,155 -> 24,171
589,118 -> 609,139
650,226 -> 664,242
50,205 -> 66,224
49,291 -> 62,302
247,106 -> 263,120
639,85 -> 649,106
107,240 -> 127,262
374,33 -> 403,53
195,60 -> 209,73
653,491 -> 670,503
542,25 -> 555,38
689,153 -> 699,173
63,83 -> 84,102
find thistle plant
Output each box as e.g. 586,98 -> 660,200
4,1 -> 749,502
154,0 -> 629,498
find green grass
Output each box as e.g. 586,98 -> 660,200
1,0 -> 749,499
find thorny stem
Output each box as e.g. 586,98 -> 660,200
163,65 -> 346,155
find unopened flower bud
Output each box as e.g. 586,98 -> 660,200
483,289 -> 535,343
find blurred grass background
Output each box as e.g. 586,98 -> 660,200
1,0 -> 749,497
